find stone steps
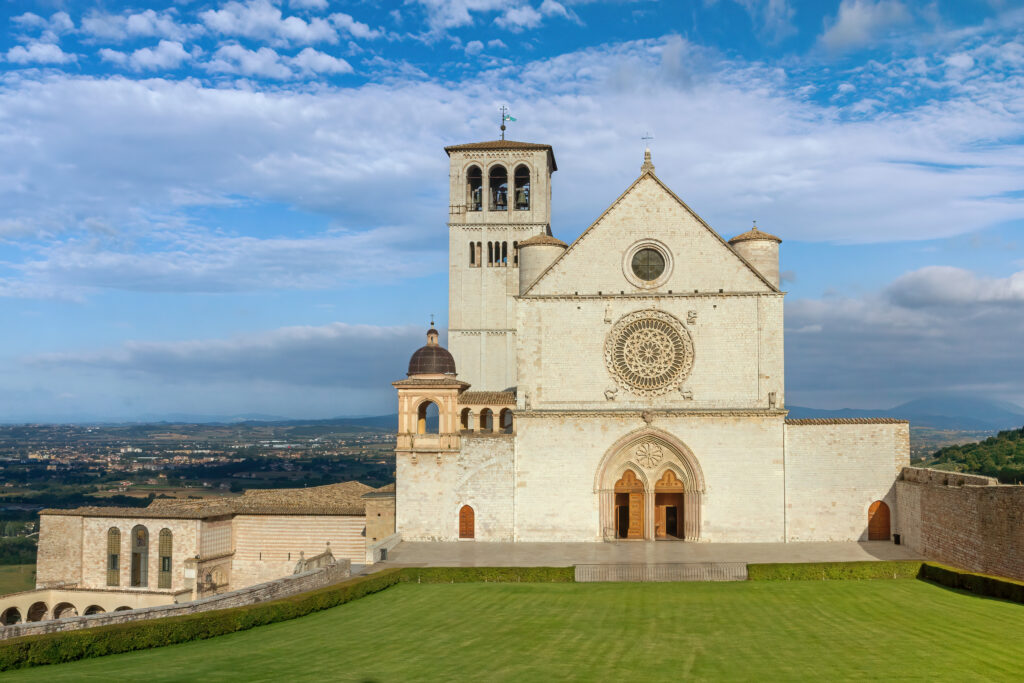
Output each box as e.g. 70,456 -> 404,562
574,562 -> 748,582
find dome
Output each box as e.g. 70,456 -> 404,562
407,327 -> 457,376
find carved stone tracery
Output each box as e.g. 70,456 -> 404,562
605,310 -> 694,396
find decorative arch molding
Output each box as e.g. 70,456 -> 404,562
593,427 -> 705,493
594,427 -> 705,542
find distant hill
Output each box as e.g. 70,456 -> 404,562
787,396 -> 1024,431
929,426 -> 1024,484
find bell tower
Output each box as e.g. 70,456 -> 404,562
444,139 -> 557,391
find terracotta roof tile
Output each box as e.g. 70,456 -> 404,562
518,234 -> 567,248
459,391 -> 516,405
728,227 -> 782,244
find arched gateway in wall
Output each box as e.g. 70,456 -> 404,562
595,428 -> 705,541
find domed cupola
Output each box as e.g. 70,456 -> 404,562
407,326 -> 457,377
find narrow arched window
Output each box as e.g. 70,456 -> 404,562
487,241 -> 493,266
469,241 -> 475,266
514,164 -> 530,210
131,525 -> 149,587
476,242 -> 482,266
489,165 -> 508,211
502,241 -> 508,265
466,165 -> 483,211
158,528 -> 173,589
107,527 -> 120,586
513,241 -> 519,266
417,401 -> 440,434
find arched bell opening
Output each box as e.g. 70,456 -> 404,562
466,165 -> 483,212
417,400 -> 440,434
488,165 -> 508,211
514,164 -> 530,210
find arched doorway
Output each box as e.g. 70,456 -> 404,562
596,428 -> 705,542
459,505 -> 475,539
655,470 -> 685,539
868,500 -> 891,540
614,470 -> 645,539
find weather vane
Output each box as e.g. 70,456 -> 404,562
500,105 -> 516,140
641,132 -> 654,146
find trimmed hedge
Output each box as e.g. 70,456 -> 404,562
919,562 -> 1024,604
0,566 -> 575,671
398,566 -> 574,584
747,561 -> 924,581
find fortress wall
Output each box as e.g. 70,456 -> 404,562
896,467 -> 1024,581
230,515 -> 365,588
396,435 -> 514,542
36,515 -> 83,588
784,421 -> 909,542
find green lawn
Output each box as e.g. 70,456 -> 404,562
0,565 -> 35,596
8,579 -> 1024,681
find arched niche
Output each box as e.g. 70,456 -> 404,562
594,428 -> 705,541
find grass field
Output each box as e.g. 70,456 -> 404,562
0,565 -> 35,596
7,579 -> 1024,681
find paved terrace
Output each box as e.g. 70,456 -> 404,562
383,541 -> 922,568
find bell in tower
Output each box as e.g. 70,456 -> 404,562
443,138 -> 559,392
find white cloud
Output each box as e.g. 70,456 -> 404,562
26,323 -> 425,413
98,48 -> 129,66
200,0 -> 338,45
81,9 -> 203,43
787,267 -> 1024,407
487,38 -> 508,49
128,41 -> 191,71
495,5 -> 543,31
204,44 -> 294,79
886,266 -> 1024,307
944,52 -> 975,71
818,0 -> 912,51
290,47 -> 353,75
11,11 -> 74,44
5,42 -> 77,65
465,40 -> 484,55
329,13 -> 383,40
290,0 -> 329,10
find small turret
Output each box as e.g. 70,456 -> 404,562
728,224 -> 782,289
518,233 -> 567,294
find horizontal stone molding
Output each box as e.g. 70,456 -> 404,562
518,408 -> 788,419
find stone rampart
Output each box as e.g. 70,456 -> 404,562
0,560 -> 350,640
895,467 -> 1024,581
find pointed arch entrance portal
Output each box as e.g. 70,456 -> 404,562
596,428 -> 705,541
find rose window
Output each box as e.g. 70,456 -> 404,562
605,310 -> 694,396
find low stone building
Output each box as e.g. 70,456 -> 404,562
1,481 -> 394,625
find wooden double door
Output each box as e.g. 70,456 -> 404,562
614,471 -> 644,539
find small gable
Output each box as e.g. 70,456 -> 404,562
525,174 -> 776,296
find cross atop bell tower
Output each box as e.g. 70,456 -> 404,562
442,138 -> 558,391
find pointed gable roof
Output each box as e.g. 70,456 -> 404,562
522,167 -> 780,295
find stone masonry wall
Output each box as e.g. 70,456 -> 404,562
0,561 -> 350,641
396,434 -> 514,541
784,422 -> 909,542
80,517 -> 200,593
36,515 -> 83,587
230,514 -> 365,588
895,467 -> 1024,581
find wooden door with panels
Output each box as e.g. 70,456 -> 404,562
614,470 -> 645,539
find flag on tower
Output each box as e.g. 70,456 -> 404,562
504,114 -> 517,122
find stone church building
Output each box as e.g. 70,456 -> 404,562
394,139 -> 908,544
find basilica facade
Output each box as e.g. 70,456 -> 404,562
394,139 -> 908,544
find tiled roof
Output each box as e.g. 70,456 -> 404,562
41,481 -> 395,519
459,391 -> 516,405
518,234 -> 567,248
728,227 -> 782,244
785,418 -> 909,425
393,377 -> 471,388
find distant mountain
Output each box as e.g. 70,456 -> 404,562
787,396 -> 1024,431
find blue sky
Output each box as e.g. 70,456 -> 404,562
1,0 -> 1023,421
